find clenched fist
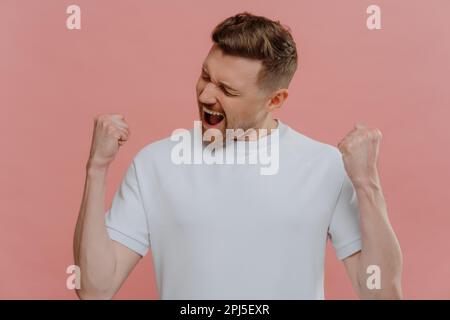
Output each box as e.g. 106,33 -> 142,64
337,123 -> 382,188
87,114 -> 130,169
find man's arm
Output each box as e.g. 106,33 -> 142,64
343,173 -> 403,299
338,124 -> 403,299
73,114 -> 140,299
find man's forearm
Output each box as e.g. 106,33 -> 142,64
73,162 -> 117,299
354,174 -> 403,299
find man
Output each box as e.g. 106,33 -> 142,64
74,12 -> 402,299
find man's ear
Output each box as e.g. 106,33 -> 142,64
267,89 -> 289,112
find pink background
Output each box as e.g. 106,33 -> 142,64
1,0 -> 449,299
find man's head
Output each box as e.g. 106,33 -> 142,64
196,12 -> 298,136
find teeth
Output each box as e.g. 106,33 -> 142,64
203,107 -> 224,117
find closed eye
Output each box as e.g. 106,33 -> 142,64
201,70 -> 238,97
221,87 -> 235,97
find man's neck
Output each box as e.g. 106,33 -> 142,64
237,117 -> 278,141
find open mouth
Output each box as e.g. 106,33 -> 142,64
203,107 -> 225,126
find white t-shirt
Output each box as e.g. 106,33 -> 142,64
105,120 -> 362,299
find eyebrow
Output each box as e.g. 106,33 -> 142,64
202,65 -> 240,94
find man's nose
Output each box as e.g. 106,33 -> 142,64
198,82 -> 218,105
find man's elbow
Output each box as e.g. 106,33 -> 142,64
359,281 -> 403,300
75,288 -> 115,300
382,282 -> 403,299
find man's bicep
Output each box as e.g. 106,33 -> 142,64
343,250 -> 362,297
328,170 -> 362,259
109,240 -> 143,297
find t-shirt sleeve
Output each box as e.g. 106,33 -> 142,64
104,159 -> 150,257
328,170 -> 362,260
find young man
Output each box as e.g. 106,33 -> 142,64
74,12 -> 402,299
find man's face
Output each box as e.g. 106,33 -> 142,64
196,44 -> 272,136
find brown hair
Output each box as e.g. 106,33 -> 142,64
212,12 -> 298,92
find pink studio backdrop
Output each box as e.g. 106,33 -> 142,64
1,0 -> 449,299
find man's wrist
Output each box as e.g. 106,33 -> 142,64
352,176 -> 381,191
86,159 -> 109,176
352,174 -> 384,203
350,167 -> 381,189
